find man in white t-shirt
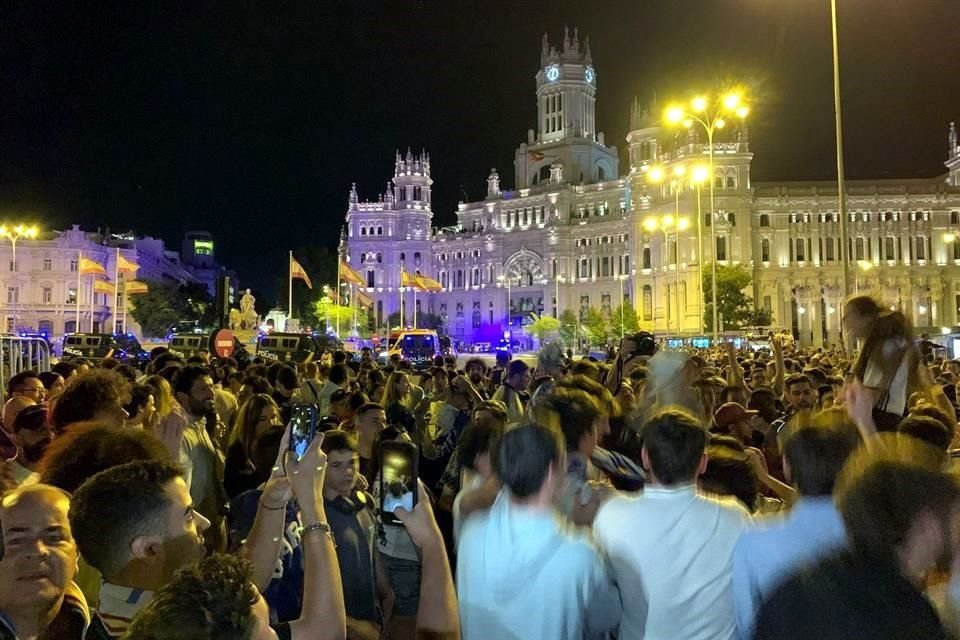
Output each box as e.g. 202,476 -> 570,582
594,408 -> 750,640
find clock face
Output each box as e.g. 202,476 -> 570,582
585,66 -> 595,84
545,65 -> 560,82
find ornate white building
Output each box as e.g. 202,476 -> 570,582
343,28 -> 960,347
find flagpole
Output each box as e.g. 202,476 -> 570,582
336,259 -> 341,336
89,272 -> 94,332
288,251 -> 293,326
352,283 -> 357,335
413,286 -> 417,329
399,264 -> 404,329
75,250 -> 81,332
112,248 -> 120,333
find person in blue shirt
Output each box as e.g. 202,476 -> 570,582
732,415 -> 861,639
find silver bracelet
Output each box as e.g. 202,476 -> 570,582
301,521 -> 335,545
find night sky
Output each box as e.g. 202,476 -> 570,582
2,1 -> 959,300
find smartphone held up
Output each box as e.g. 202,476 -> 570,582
379,440 -> 419,525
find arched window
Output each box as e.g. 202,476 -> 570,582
361,227 -> 367,236
761,238 -> 770,262
642,247 -> 651,269
472,310 -> 481,328
539,166 -> 551,182
759,213 -> 770,227
400,252 -> 406,262
726,176 -> 736,189
377,226 -> 383,235
597,166 -> 606,181
727,212 -> 736,227
715,176 -> 724,189
952,211 -> 960,225
377,253 -> 383,263
642,285 -> 653,321
414,252 -> 421,266
855,237 -> 865,261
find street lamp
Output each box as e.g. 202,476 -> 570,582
665,91 -> 749,342
498,273 -> 512,338
855,260 -> 873,294
644,215 -> 689,339
0,224 -> 39,333
690,165 -> 709,335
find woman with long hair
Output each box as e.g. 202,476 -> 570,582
224,393 -> 282,499
844,295 -> 921,430
144,374 -> 176,421
381,371 -> 415,432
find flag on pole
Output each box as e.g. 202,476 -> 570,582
414,274 -> 443,292
290,257 -> 312,288
401,269 -> 420,289
117,255 -> 139,274
94,280 -> 115,295
79,257 -> 106,277
125,280 -> 149,295
340,260 -> 364,286
355,290 -> 374,308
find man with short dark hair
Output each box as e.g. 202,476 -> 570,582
732,421 -> 861,638
318,364 -> 349,415
50,370 -> 129,434
594,409 -> 749,640
321,432 -> 392,628
170,365 -> 226,551
457,424 -> 621,639
354,403 -> 386,480
491,360 -> 530,425
464,358 -> 488,399
0,484 -> 88,640
6,405 -> 50,486
7,371 -> 46,404
753,450 -> 960,639
272,364 -> 299,425
69,460 -> 210,638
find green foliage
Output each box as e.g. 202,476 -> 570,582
582,307 -> 609,346
558,309 -> 580,347
313,297 -> 354,334
524,313 -> 561,343
702,262 -> 754,331
610,301 -> 640,339
750,308 -> 773,327
129,280 -> 216,338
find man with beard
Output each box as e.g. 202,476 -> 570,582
7,406 -> 51,486
464,358 -> 489,400
0,484 -> 88,640
68,460 -> 209,639
170,366 -> 226,551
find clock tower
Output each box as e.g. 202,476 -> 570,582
515,28 -> 618,188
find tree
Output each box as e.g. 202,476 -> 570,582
129,279 -> 216,338
524,313 -> 561,344
750,308 -> 773,327
702,262 -> 754,332
275,247 -> 340,328
610,302 -> 640,340
558,309 -> 579,348
313,297 -> 354,334
582,307 -> 610,346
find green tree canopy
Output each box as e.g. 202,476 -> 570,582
558,309 -> 580,348
129,279 -> 216,338
702,262 -> 754,331
582,307 -> 609,346
610,301 -> 640,340
524,313 -> 561,343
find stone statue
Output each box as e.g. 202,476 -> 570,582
228,308 -> 242,331
242,307 -> 258,331
240,289 -> 255,315
237,289 -> 259,330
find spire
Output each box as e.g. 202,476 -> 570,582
487,168 -> 501,198
584,35 -> 592,63
572,27 -> 579,53
348,183 -> 358,209
385,181 -> 395,207
541,33 -> 549,65
563,26 -> 571,53
950,122 -> 957,159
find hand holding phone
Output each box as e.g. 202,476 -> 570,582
379,440 -> 419,525
289,403 -> 319,461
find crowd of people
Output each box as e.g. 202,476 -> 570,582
2,293 -> 960,639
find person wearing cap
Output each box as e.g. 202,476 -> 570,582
714,402 -> 764,449
6,405 -> 51,486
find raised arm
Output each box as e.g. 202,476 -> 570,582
725,341 -> 746,390
289,435 -> 347,640
396,481 -> 460,640
772,335 -> 785,397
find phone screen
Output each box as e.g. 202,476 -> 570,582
289,403 -> 318,460
379,442 -> 418,524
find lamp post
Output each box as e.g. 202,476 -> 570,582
0,224 -> 39,333
665,92 -> 749,342
498,273 -> 512,340
691,165 -> 709,336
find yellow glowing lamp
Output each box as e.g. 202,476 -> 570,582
662,215 -> 675,228
736,105 -> 750,119
682,118 -> 693,128
715,118 -> 726,129
673,165 -> 687,177
723,93 -> 741,110
666,106 -> 685,124
945,233 -> 957,243
692,96 -> 707,112
692,165 -> 709,184
647,166 -> 665,183
678,218 -> 691,231
643,218 -> 658,232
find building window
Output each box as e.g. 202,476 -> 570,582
825,238 -> 835,262
727,212 -> 736,227
42,259 -> 52,271
759,214 -> 769,227
795,238 -> 805,262
361,227 -> 367,236
42,287 -> 52,304
953,241 -> 960,261
377,226 -> 383,235
916,237 -> 926,260
855,237 -> 865,261
414,252 -> 422,266
70,259 -> 78,272
366,270 -> 375,288
716,236 -> 728,261
726,176 -> 736,189
705,212 -> 712,228
761,238 -> 770,262
601,257 -> 610,277
7,287 -> 18,304
66,288 -> 77,304
642,285 -> 653,321
952,212 -> 960,225
472,310 -> 481,328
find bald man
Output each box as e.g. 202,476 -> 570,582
0,396 -> 36,461
0,484 -> 88,639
